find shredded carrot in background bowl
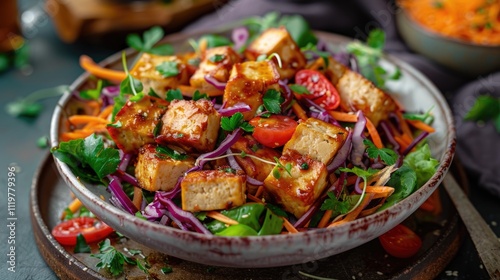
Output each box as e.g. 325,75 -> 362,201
399,0 -> 500,45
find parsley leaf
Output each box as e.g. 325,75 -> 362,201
74,234 -> 91,253
91,239 -> 136,276
464,95 -> 500,132
114,52 -> 145,120
263,89 -> 283,114
209,54 -> 225,63
363,139 -> 398,165
80,80 -> 103,100
51,134 -> 120,183
156,145 -> 188,160
166,88 -> 183,101
289,84 -> 311,95
221,112 -> 254,132
192,90 -> 208,101
156,61 -> 179,78
339,166 -> 378,183
161,266 -> 173,274
126,26 -> 174,55
404,106 -> 435,125
320,192 -> 350,215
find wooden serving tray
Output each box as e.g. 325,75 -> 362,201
31,153 -> 468,279
45,0 -> 227,43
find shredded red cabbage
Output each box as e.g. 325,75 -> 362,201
204,74 -> 226,90
218,102 -> 251,116
379,120 -> 400,153
353,176 -> 363,194
157,195 -> 212,234
402,131 -> 429,156
107,175 -> 138,215
196,128 -> 243,167
232,27 -> 249,50
118,152 -> 133,171
226,150 -> 264,186
115,170 -> 139,186
327,131 -> 352,172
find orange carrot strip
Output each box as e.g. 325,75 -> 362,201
80,55 -> 127,82
394,135 -> 409,151
396,111 -> 414,140
60,131 -> 94,141
345,175 -> 359,186
132,187 -> 143,211
60,198 -> 83,219
178,85 -> 223,97
247,194 -> 263,203
292,102 -> 308,121
206,211 -> 239,225
255,185 -> 264,198
365,186 -> 394,200
366,118 -> 383,148
68,115 -> 110,125
407,119 -> 436,133
317,210 -> 333,228
98,105 -> 114,119
307,57 -> 325,70
282,217 -> 299,233
401,134 -> 413,146
328,111 -> 358,122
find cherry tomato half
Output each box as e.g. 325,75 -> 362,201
249,115 -> 298,148
52,217 -> 114,246
379,224 -> 422,258
294,69 -> 340,110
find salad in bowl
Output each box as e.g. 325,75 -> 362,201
50,13 -> 454,268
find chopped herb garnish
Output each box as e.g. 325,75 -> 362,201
209,54 -> 225,63
320,192 -> 350,215
80,80 -> 103,100
272,157 -> 292,179
262,89 -> 283,114
363,139 -> 398,166
91,239 -> 136,276
221,112 -> 254,132
74,233 -> 91,253
289,84 -> 311,95
300,162 -> 309,170
192,90 -> 209,101
148,88 -> 160,98
135,211 -> 147,220
301,42 -> 330,67
37,136 -> 48,149
126,26 -> 174,55
166,88 -> 183,101
156,61 -> 179,78
156,145 -> 188,160
187,57 -> 201,66
404,107 -> 434,125
161,266 -> 173,274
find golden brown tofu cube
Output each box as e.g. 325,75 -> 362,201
263,150 -> 328,218
283,118 -> 348,165
130,53 -> 189,98
325,58 -> 397,126
190,46 -> 242,95
107,96 -> 168,154
223,60 -> 280,120
230,135 -> 281,182
135,144 -> 195,192
245,27 -> 306,80
181,170 -> 247,212
156,99 -> 220,153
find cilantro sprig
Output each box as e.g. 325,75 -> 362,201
272,157 -> 292,179
346,29 -> 401,88
262,89 -> 284,114
320,192 -> 351,215
363,138 -> 398,166
156,145 -> 188,161
166,88 -> 183,101
91,239 -> 137,276
126,26 -> 174,55
221,112 -> 254,132
464,95 -> 500,133
156,61 -> 179,78
289,84 -> 311,95
74,234 -> 91,253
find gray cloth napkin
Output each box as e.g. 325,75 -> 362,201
183,0 -> 500,198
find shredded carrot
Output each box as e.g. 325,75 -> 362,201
61,131 -> 94,141
98,105 -> 114,119
86,100 -> 101,116
345,175 -> 359,186
399,0 -> 500,45
407,119 -> 436,133
255,185 -> 264,199
292,102 -> 308,121
401,134 -> 413,146
365,186 -> 395,200
60,198 -> 83,219
317,210 -> 333,228
307,57 -> 325,70
282,217 -> 299,233
366,118 -> 383,148
206,211 -> 239,225
396,111 -> 414,141
79,55 -> 127,82
247,194 -> 263,203
132,187 -> 143,211
328,111 -> 358,122
68,115 -> 110,125
394,135 -> 410,152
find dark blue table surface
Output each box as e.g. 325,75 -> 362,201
0,1 -> 499,279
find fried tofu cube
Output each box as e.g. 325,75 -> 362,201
130,53 -> 189,98
107,96 -> 168,154
190,46 -> 242,95
245,27 -> 306,80
156,99 -> 220,153
283,118 -> 348,165
230,135 -> 281,182
223,60 -> 280,120
263,150 -> 328,218
181,170 -> 247,212
135,144 -> 195,192
325,57 -> 397,126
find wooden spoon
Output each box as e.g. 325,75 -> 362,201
442,173 -> 500,279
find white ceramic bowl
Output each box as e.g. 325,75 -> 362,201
50,30 -> 455,268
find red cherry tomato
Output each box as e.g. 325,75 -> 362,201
294,69 -> 340,110
379,224 -> 422,258
52,217 -> 114,246
249,115 -> 298,148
